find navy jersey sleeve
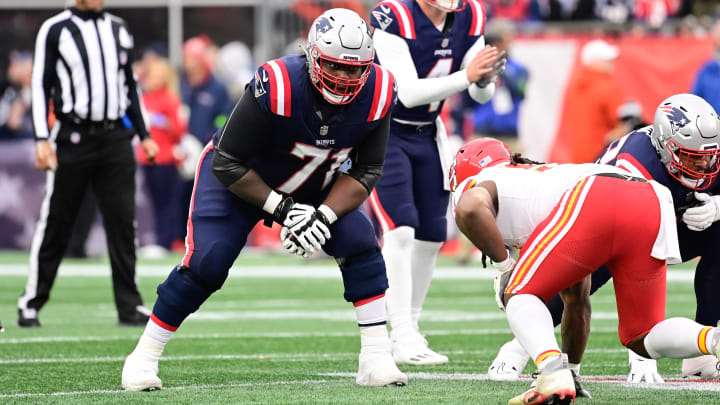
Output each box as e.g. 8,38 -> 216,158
249,60 -> 293,117
460,0 -> 487,54
371,1 -> 415,39
366,64 -> 398,122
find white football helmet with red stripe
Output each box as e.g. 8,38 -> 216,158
421,0 -> 466,12
651,93 -> 720,190
305,8 -> 374,105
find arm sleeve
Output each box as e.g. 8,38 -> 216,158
372,29 -> 470,109
31,20 -> 60,140
347,112 -> 391,193
120,25 -> 150,140
212,88 -> 273,186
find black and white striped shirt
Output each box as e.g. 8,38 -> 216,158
31,7 -> 149,140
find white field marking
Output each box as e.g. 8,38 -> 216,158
186,309 -> 621,322
0,327 -> 623,345
0,264 -> 696,282
320,372 -> 720,392
0,347 -> 630,365
0,379 -> 337,399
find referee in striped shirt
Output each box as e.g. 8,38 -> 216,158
18,0 -> 159,328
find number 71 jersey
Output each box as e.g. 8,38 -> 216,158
220,54 -> 396,202
371,0 -> 485,122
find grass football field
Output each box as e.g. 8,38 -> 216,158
0,251 -> 717,404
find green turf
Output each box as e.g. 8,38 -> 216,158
0,252 -> 714,404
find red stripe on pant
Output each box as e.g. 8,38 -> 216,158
512,176 -> 666,346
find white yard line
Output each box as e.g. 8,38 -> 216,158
0,347 -> 629,365
0,379 -> 336,399
0,264 -> 697,281
322,372 -> 720,392
0,327 -> 623,345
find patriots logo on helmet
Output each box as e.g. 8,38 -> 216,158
315,17 -> 333,34
659,105 -> 691,133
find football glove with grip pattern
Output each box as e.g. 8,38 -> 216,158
475,50 -> 507,88
681,192 -> 720,231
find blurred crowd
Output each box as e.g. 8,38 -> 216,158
2,0 -> 720,260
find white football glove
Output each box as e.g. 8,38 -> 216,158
280,227 -> 311,258
627,349 -> 664,383
682,192 -> 720,231
285,205 -> 335,254
282,203 -> 316,228
476,50 -> 507,88
492,251 -> 516,311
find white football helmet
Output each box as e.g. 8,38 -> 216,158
421,0 -> 466,12
305,8 -> 374,105
650,93 -> 720,190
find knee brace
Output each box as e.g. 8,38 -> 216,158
154,265 -> 215,327
337,248 -> 389,303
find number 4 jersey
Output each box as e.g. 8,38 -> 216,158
371,0 -> 485,122
212,54 -> 397,202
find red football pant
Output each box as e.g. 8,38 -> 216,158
506,175 -> 666,345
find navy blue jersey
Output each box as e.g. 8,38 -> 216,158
370,0 -> 485,122
598,126 -> 720,214
213,54 -> 396,202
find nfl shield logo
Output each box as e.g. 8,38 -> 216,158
320,125 -> 329,136
441,38 -> 449,48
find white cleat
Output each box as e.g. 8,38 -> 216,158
682,355 -> 720,380
122,353 -> 162,391
508,354 -> 575,405
356,350 -> 408,386
391,330 -> 448,365
488,339 -> 530,382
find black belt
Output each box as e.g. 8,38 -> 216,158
594,172 -> 647,183
392,119 -> 435,133
63,119 -> 123,134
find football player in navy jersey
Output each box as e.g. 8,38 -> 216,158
368,0 -> 506,365
121,9 -> 408,391
489,94 -> 720,384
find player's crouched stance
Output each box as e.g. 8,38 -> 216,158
451,138 -> 720,404
121,9 -> 407,391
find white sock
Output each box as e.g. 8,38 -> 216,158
383,226 -> 415,334
569,362 -> 581,374
506,294 -> 561,369
644,318 -> 716,359
410,239 -> 442,331
360,324 -> 391,353
131,317 -> 174,362
354,294 -> 387,327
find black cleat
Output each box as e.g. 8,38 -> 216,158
0,319 -> 4,332
18,309 -> 41,328
118,311 -> 150,327
571,370 -> 592,398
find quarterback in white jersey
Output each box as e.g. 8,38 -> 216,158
451,138 -> 720,405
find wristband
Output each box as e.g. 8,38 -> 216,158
318,204 -> 338,225
263,190 -> 283,215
